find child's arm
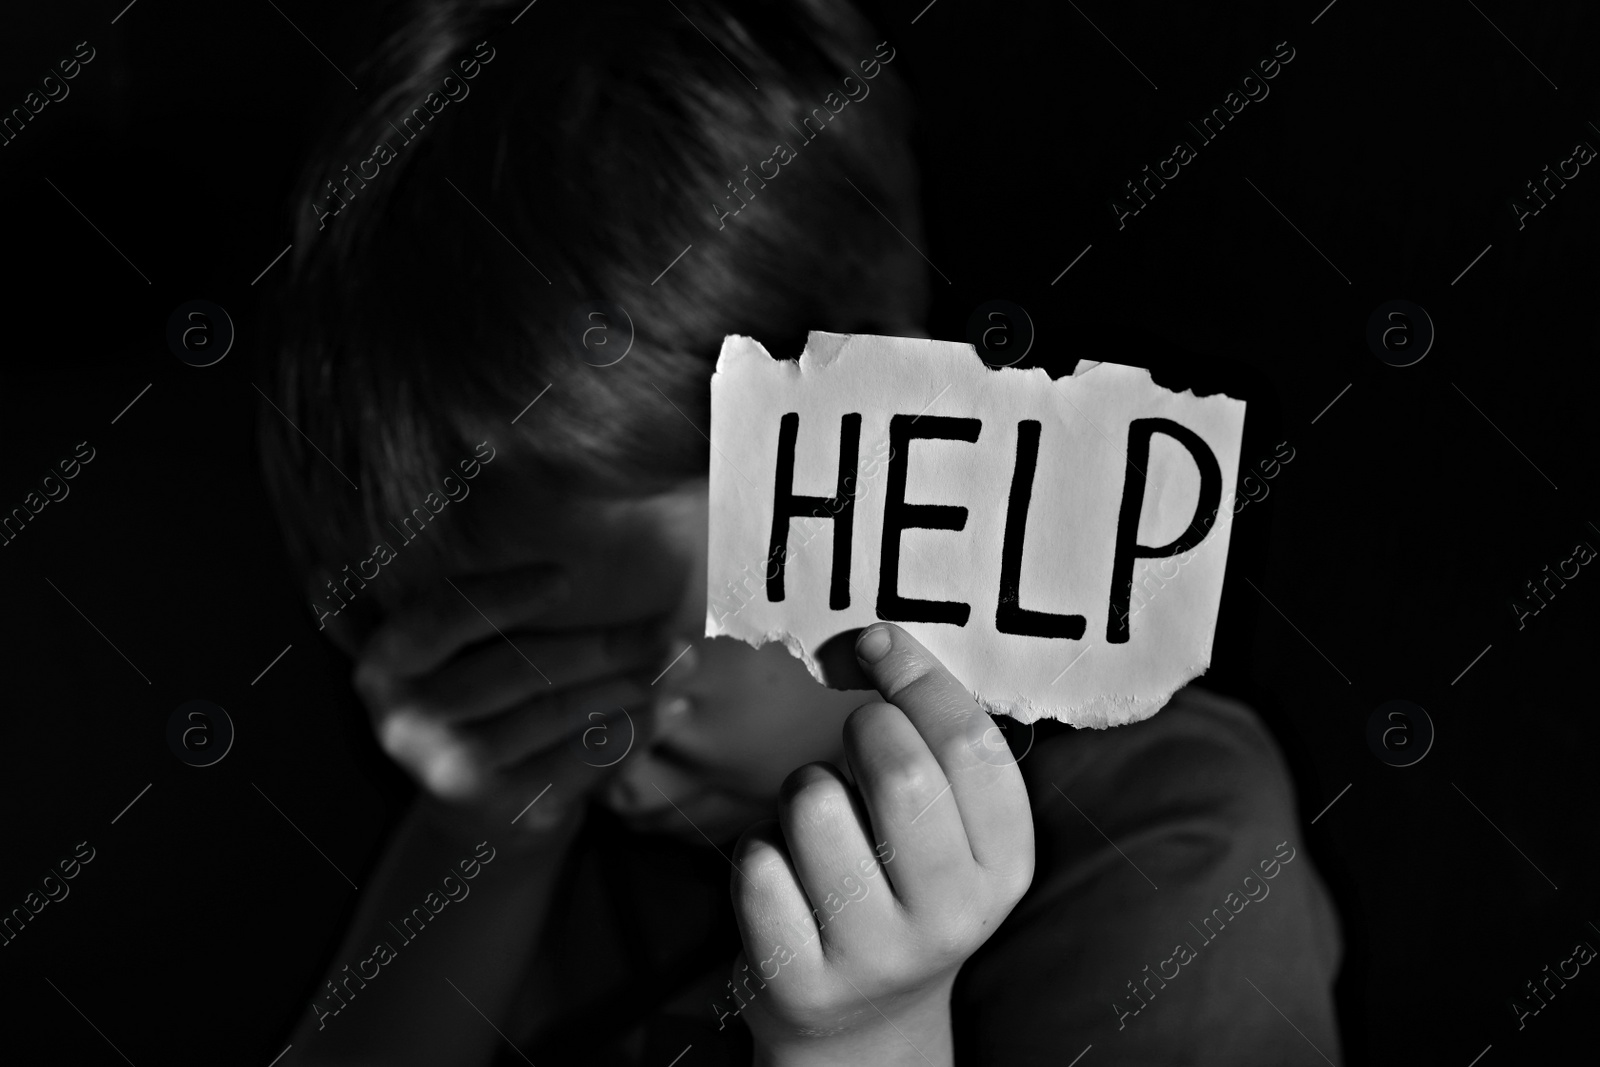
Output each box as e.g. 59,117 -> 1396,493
729,623 -> 1036,1067
285,796 -> 581,1066
286,564 -> 671,1064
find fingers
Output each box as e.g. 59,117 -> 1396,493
345,563 -> 682,833
851,624 -> 1034,878
774,764 -> 896,948
359,565 -> 569,679
393,700 -> 649,837
730,820 -> 825,971
355,553 -> 689,682
378,710 -> 487,801
839,702 -> 969,909
372,622 -> 667,726
469,679 -> 650,771
854,623 -> 979,740
377,679 -> 648,800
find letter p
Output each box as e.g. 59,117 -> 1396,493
1106,419 -> 1223,643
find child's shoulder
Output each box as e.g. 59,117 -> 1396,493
1001,683 -> 1323,933
1017,684 -> 1296,828
954,687 -> 1344,1062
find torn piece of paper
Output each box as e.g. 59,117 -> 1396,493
705,331 -> 1247,727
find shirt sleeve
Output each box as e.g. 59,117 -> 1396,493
952,686 -> 1343,1066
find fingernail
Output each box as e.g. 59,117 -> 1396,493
856,626 -> 892,664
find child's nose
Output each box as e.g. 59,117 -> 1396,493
630,692 -> 692,756
657,693 -> 692,727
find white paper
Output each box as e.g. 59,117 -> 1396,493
705,331 -> 1247,727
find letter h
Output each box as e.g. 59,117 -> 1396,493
767,412 -> 861,609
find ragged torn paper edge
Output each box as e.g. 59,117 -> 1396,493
706,331 -> 1245,729
982,653 -> 1211,729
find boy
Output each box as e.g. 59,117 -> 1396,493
261,1 -> 1342,1063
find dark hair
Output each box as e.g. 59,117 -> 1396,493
258,0 -> 929,587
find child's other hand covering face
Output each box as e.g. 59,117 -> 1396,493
341,476 -> 875,844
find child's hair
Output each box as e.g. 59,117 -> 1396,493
258,0 -> 929,591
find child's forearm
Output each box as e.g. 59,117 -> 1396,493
286,796 -> 578,1066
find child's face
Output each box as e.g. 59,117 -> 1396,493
420,470 -> 875,845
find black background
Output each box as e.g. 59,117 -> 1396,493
2,1 -> 1595,1064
